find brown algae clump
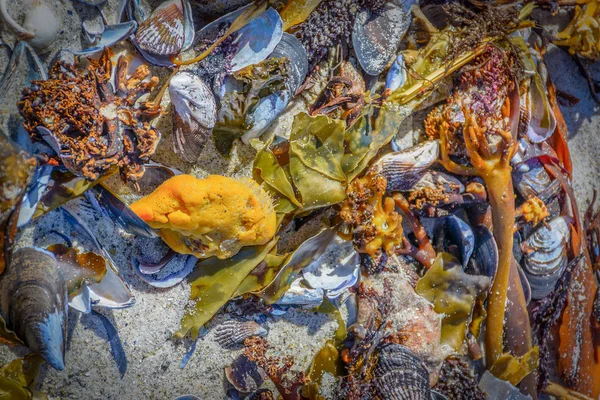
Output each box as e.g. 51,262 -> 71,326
130,174 -> 277,259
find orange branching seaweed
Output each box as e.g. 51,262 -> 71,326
340,173 -> 436,269
244,336 -> 309,400
426,46 -> 536,391
18,49 -> 162,183
340,173 -> 404,259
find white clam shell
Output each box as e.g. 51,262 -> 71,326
169,71 -> 217,163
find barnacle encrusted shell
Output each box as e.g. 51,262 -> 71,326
130,175 -> 276,259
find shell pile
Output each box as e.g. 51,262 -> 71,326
0,0 -> 599,399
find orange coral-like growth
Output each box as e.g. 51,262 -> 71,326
18,49 -> 162,182
340,174 -> 403,258
516,196 -> 549,227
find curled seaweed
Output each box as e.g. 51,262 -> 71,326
18,49 -> 162,183
555,0 -> 600,60
415,253 -> 490,353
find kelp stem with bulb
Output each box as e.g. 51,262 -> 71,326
437,98 -> 534,385
458,106 -> 533,370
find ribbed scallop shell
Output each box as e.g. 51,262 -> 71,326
169,71 -> 217,163
135,0 -> 184,56
371,140 -> 439,192
215,320 -> 267,348
372,343 -> 431,400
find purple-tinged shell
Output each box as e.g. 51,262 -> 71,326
214,320 -> 267,349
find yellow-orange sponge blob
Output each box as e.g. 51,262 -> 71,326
130,174 -> 276,259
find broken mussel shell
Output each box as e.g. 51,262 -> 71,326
224,354 -> 266,394
169,71 -> 217,163
214,319 -> 267,349
352,0 -> 415,76
522,216 -> 571,300
372,343 -> 433,400
0,247 -> 68,370
466,225 -> 498,278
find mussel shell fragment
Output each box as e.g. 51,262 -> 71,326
446,214 -> 474,268
466,225 -> 498,278
85,184 -> 158,239
302,236 -> 360,299
224,354 -> 266,394
214,319 -> 267,349
268,32 -> 309,95
0,247 -> 68,370
169,71 -> 217,163
523,216 -> 571,300
372,343 -> 432,400
77,21 -> 138,56
512,157 -> 560,201
229,7 -> 283,72
385,54 -> 407,93
352,1 -> 414,76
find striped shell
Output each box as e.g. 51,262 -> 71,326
523,216 -> 570,300
372,343 -> 431,400
371,140 -> 440,192
135,0 -> 185,56
214,320 -> 267,349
